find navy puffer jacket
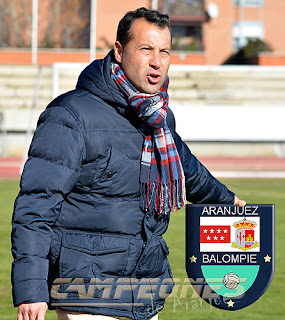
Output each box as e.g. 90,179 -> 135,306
11,51 -> 234,319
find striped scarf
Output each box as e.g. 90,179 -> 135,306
111,63 -> 186,215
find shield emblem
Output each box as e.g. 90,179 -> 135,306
186,204 -> 274,310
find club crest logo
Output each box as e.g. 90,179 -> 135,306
186,204 -> 274,310
232,218 -> 259,251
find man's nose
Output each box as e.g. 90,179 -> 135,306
149,52 -> 162,69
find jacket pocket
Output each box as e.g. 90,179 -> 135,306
77,147 -> 113,190
136,236 -> 169,278
79,145 -> 140,197
82,146 -> 125,194
59,230 -> 141,279
94,146 -> 140,197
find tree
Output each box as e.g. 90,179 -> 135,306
0,0 -> 90,48
223,39 -> 272,65
0,0 -> 32,47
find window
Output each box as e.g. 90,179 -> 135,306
232,21 -> 264,49
234,0 -> 264,7
171,25 -> 203,51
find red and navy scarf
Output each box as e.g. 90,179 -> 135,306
111,63 -> 186,215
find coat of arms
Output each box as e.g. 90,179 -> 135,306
232,218 -> 259,251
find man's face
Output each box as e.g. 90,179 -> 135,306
114,18 -> 171,94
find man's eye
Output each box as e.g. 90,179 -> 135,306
161,50 -> 170,57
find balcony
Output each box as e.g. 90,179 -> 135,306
162,0 -> 207,24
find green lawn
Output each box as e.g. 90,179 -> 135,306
1,179 -> 284,319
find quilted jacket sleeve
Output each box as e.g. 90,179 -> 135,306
11,105 -> 85,306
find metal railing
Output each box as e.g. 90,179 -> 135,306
164,0 -> 205,18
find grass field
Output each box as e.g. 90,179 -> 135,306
1,179 -> 284,319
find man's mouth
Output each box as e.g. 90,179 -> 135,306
147,73 -> 161,84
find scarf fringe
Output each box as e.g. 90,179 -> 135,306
140,179 -> 186,215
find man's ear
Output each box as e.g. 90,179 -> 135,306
114,41 -> 123,63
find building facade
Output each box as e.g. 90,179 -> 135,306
93,0 -> 285,64
1,0 -> 285,65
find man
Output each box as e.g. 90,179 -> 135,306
12,7 -> 245,320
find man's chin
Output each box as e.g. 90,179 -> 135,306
143,83 -> 162,94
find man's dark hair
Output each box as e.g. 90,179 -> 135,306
116,7 -> 171,48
